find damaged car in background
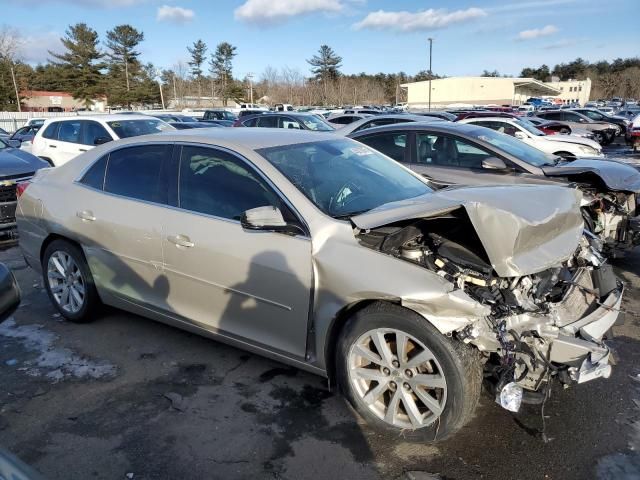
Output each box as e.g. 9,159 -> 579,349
350,122 -> 640,258
16,130 -> 623,441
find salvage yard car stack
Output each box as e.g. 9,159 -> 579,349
14,128 -> 627,440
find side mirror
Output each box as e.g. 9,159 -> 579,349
241,206 -> 305,236
0,263 -> 20,324
482,157 -> 509,171
514,131 -> 527,140
94,136 -> 112,145
7,139 -> 21,148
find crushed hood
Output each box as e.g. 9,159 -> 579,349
542,159 -> 640,192
352,184 -> 583,278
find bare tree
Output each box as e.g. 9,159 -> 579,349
0,26 -> 23,111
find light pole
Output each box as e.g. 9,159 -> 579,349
247,73 -> 254,104
428,38 -> 433,111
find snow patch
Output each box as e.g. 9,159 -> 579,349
0,318 -> 117,381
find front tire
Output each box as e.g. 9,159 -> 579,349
42,239 -> 100,322
336,302 -> 482,441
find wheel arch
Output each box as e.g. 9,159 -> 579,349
40,233 -> 84,263
323,298 -> 400,390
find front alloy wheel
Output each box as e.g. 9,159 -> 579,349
348,328 -> 447,429
336,302 -> 483,441
47,251 -> 85,314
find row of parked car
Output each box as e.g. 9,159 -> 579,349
1,103 -> 636,441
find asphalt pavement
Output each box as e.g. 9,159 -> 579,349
1,140 -> 640,480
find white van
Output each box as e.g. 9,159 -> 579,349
32,115 -> 174,166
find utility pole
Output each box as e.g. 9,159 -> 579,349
172,74 -> 178,107
10,64 -> 21,112
156,70 -> 165,110
428,38 -> 433,112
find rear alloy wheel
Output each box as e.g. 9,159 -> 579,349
593,132 -> 606,145
559,127 -> 571,135
337,302 -> 482,441
43,240 -> 100,322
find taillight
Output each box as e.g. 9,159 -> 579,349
16,181 -> 30,198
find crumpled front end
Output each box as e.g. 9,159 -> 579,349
355,204 -> 623,412
456,237 -> 622,402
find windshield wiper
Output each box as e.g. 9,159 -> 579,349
332,209 -> 371,220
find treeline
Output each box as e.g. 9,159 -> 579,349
4,21 -> 638,111
520,57 -> 640,99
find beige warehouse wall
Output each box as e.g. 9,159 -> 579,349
407,78 -> 516,105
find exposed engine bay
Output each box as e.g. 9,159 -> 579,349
580,189 -> 640,257
357,209 -> 623,411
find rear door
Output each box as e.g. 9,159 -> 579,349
55,120 -> 85,164
160,144 -> 312,358
71,144 -> 172,309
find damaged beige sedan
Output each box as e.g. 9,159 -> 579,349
16,129 -> 623,440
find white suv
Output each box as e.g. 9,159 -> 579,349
32,115 -> 174,166
459,117 -> 603,159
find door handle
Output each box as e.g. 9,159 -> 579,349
76,210 -> 96,222
167,234 -> 194,248
49,145 -> 57,148
79,148 -> 88,152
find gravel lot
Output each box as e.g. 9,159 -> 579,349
1,142 -> 640,480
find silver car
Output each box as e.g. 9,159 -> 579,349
16,129 -> 622,440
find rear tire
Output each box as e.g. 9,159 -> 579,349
336,302 -> 482,442
593,132 -> 606,145
559,127 -> 570,135
42,239 -> 100,323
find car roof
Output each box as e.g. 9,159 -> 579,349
42,114 -> 153,124
147,127 -> 339,150
348,121 -> 482,137
461,116 -> 519,123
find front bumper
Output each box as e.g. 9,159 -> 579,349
548,284 -> 623,384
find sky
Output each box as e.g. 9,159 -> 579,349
1,0 -> 639,80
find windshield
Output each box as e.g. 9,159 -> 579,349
107,119 -> 175,138
300,115 -> 334,131
258,139 -> 432,218
513,118 -> 545,136
468,126 -> 556,167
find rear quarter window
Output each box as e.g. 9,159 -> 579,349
79,155 -> 108,190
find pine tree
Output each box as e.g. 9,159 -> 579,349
307,45 -> 342,105
210,42 -> 237,106
105,24 -> 144,107
187,39 -> 207,101
49,23 -> 105,108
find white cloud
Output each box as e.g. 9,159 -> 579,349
157,5 -> 195,24
517,24 -> 559,40
18,32 -> 63,64
543,38 -> 577,49
27,0 -> 152,7
353,8 -> 487,32
235,0 -> 344,25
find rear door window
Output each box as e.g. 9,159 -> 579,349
257,116 -> 279,128
57,121 -> 82,143
104,145 -> 172,204
357,132 -> 408,163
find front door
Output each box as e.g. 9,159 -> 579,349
161,145 -> 313,358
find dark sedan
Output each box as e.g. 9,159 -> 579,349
349,122 -> 640,257
0,138 -> 49,243
168,122 -> 222,130
572,108 -> 630,136
234,112 -> 334,131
